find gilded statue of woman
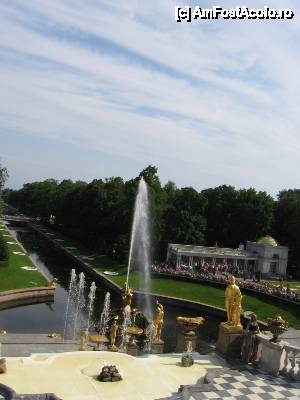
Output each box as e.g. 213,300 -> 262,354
225,275 -> 242,327
153,301 -> 164,342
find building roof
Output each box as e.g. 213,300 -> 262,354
256,235 -> 278,247
168,244 -> 256,259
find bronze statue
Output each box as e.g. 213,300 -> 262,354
122,284 -> 133,309
153,300 -> 164,342
225,275 -> 242,327
80,328 -> 89,351
109,316 -> 119,349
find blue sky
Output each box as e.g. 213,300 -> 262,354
1,0 -> 300,195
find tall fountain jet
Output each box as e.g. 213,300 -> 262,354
126,177 -> 152,320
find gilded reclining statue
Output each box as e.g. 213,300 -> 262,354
176,316 -> 205,326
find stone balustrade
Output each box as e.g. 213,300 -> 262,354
282,344 -> 300,381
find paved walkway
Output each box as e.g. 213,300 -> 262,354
159,367 -> 300,400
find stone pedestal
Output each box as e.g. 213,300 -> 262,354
108,345 -> 119,352
151,340 -> 164,354
127,342 -> 139,357
216,323 -> 243,358
176,330 -> 197,353
258,334 -> 287,376
0,358 -> 6,374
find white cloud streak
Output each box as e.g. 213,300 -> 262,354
1,0 -> 300,194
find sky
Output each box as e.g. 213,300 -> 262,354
1,0 -> 300,196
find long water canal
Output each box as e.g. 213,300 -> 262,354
0,227 -> 219,352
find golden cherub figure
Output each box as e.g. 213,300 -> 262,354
153,300 -> 164,342
122,284 -> 133,309
80,328 -> 89,351
225,275 -> 242,327
109,316 -> 119,350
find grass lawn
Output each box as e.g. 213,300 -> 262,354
34,223 -> 300,329
0,223 -> 48,291
109,271 -> 300,329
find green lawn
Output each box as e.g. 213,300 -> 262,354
33,223 -> 300,329
0,224 -> 48,291
108,271 -> 300,329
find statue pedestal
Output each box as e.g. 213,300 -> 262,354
176,330 -> 197,353
0,358 -> 7,374
258,334 -> 287,376
108,345 -> 119,352
127,342 -> 139,357
151,340 -> 164,354
216,323 -> 243,358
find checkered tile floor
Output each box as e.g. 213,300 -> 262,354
191,370 -> 300,400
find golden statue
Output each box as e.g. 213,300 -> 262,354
109,316 -> 119,350
177,316 -> 205,328
153,301 -> 164,342
48,332 -> 58,338
48,278 -> 58,288
224,275 -> 242,328
80,328 -> 89,351
122,284 -> 133,309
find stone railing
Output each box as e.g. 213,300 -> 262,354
282,344 -> 300,381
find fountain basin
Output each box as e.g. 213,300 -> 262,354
0,351 -> 226,400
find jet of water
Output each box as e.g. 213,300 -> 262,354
126,177 -> 152,320
86,282 -> 96,329
144,321 -> 156,353
72,272 -> 86,340
99,292 -> 111,336
119,305 -> 132,352
186,340 -> 193,354
62,269 -> 77,341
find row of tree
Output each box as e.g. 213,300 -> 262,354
2,165 -> 300,275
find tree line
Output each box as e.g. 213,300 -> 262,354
2,165 -> 300,275
0,161 -> 9,262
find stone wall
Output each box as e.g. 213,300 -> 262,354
0,287 -> 55,311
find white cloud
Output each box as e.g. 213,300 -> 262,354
1,0 -> 300,194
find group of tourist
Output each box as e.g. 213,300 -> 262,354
151,262 -> 300,303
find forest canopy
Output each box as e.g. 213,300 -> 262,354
3,165 -> 300,275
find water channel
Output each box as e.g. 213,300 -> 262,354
0,227 -> 219,352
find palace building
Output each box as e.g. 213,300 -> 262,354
167,235 -> 288,277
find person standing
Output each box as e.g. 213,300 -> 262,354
241,314 -> 260,363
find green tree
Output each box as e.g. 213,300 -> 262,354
202,186 -> 274,248
0,161 -> 9,217
0,235 -> 9,263
274,190 -> 300,275
0,161 -> 9,194
229,188 -> 274,246
202,185 -> 237,246
162,187 -> 207,249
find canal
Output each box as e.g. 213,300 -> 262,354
0,226 -> 219,352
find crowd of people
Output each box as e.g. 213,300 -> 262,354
151,261 -> 300,303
